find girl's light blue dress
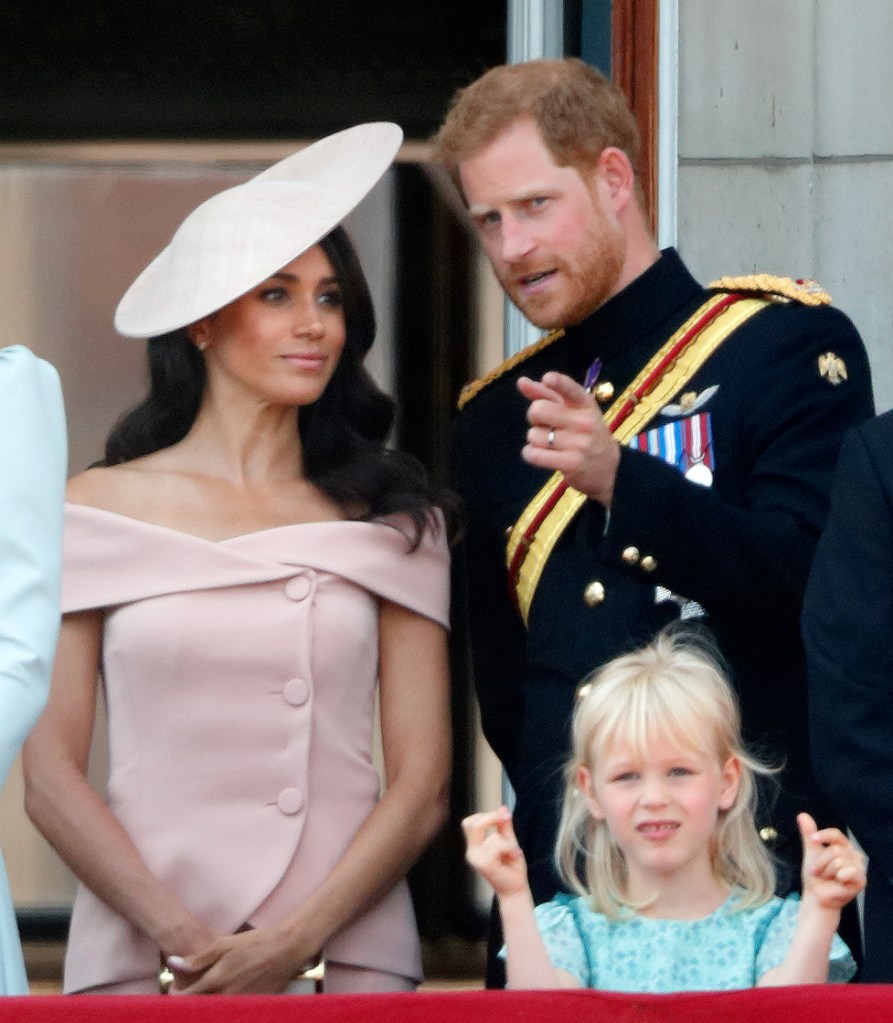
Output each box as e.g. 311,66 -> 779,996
530,890 -> 857,991
0,346 -> 66,994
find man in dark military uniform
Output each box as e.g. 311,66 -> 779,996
433,58 -> 873,982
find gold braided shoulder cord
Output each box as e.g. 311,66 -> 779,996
709,274 -> 831,307
457,329 -> 565,410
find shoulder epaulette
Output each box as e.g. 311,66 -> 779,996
457,329 -> 565,410
708,274 -> 832,307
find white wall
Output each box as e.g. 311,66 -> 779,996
675,0 -> 893,410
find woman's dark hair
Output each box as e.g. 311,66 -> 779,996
103,225 -> 447,545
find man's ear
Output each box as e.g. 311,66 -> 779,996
577,765 -> 605,820
596,146 -> 636,213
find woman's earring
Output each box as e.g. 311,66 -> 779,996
197,341 -> 208,351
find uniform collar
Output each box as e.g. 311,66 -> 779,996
565,248 -> 703,359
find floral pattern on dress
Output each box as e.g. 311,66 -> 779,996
523,891 -> 856,991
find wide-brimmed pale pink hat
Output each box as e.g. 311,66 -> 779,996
114,122 -> 403,339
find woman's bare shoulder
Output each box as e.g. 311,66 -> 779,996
66,457 -> 169,516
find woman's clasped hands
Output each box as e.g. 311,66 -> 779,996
166,921 -> 322,994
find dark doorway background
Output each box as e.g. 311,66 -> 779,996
0,1 -> 506,141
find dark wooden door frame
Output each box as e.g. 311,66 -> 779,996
612,0 -> 659,234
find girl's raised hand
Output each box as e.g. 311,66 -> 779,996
798,812 -> 867,911
462,807 -> 528,898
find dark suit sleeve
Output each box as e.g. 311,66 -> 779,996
596,304 -> 874,627
803,421 -> 893,882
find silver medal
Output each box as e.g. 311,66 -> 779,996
685,461 -> 713,487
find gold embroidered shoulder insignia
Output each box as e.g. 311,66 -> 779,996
708,274 -> 832,307
457,329 -> 565,410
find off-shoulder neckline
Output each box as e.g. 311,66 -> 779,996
64,501 -> 388,545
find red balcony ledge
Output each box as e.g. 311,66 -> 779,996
3,986 -> 891,1022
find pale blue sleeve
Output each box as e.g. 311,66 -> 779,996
755,894 -> 857,983
498,898 -> 591,984
0,345 -> 67,786
532,898 -> 591,985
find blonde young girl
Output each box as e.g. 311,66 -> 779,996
464,630 -> 864,991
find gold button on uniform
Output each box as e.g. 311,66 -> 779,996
759,826 -> 778,844
622,546 -> 640,565
640,555 -> 658,573
583,581 -> 605,607
594,381 -> 615,403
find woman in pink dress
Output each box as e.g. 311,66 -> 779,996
23,124 -> 452,995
